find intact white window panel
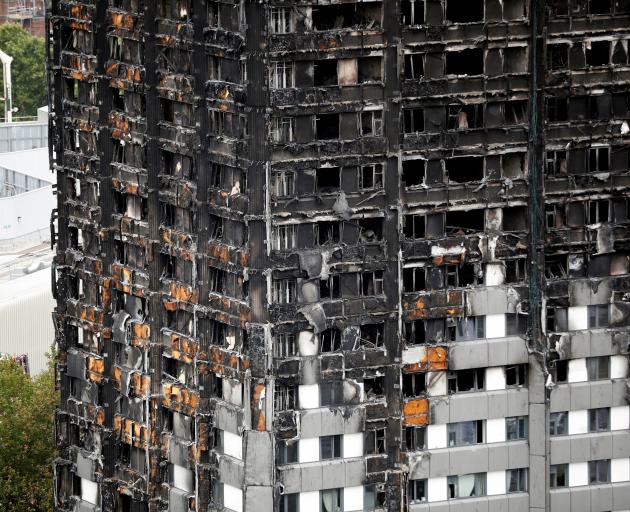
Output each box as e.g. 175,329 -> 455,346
611,355 -> 629,379
487,470 -> 506,495
427,371 -> 447,396
568,358 -> 588,383
298,330 -> 318,356
486,314 -> 506,338
223,430 -> 243,460
173,464 -> 194,492
569,462 -> 588,487
568,306 -> 588,331
223,483 -> 243,512
402,345 -> 425,365
486,367 -> 506,391
300,491 -> 320,512
612,458 -> 630,483
427,476 -> 448,502
486,418 -> 506,443
568,410 -> 587,435
81,478 -> 99,505
611,405 -> 630,431
299,384 -> 319,409
343,485 -> 364,511
223,380 -> 243,407
427,424 -> 447,449
299,437 -> 319,463
343,433 -> 363,458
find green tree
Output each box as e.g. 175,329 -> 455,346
0,357 -> 57,512
0,23 -> 46,119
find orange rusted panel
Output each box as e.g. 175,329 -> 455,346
402,399 -> 429,426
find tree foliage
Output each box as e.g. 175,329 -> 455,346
0,358 -> 57,512
0,24 -> 46,119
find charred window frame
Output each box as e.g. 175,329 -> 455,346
316,221 -> 341,245
548,43 -> 570,70
270,60 -> 294,89
447,368 -> 485,393
404,52 -> 424,79
277,440 -> 299,464
360,270 -> 384,296
404,320 -> 426,345
547,96 -> 569,122
403,266 -> 426,293
402,372 -> 426,397
359,163 -> 384,190
315,113 -> 340,139
545,149 -> 568,176
408,479 -> 427,503
403,107 -> 425,133
271,117 -> 295,142
446,0 -> 484,23
506,259 -> 528,283
315,167 -> 341,192
403,214 -> 425,239
366,428 -> 386,454
402,159 -> 426,188
359,323 -> 385,348
271,224 -> 297,251
587,146 -> 610,172
320,328 -> 341,352
585,40 -> 611,67
405,426 -> 426,451
505,364 -> 527,387
319,274 -> 341,300
587,199 -> 611,224
447,104 -> 483,130
274,385 -> 297,411
364,376 -> 384,399
360,110 -> 383,136
401,0 -> 425,25
274,333 -> 297,358
272,279 -> 297,304
271,171 -> 295,197
269,7 -> 293,34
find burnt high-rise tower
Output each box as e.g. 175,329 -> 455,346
49,1 -> 630,511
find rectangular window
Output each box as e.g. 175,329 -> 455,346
404,53 -> 424,79
270,7 -> 292,34
366,428 -> 386,454
447,104 -> 483,129
401,0 -> 425,25
587,304 -> 609,328
277,440 -> 299,464
319,275 -> 341,300
447,420 -> 484,447
550,411 -> 568,436
402,372 -> 426,397
274,385 -> 297,411
320,381 -> 344,406
548,43 -> 570,70
447,473 -> 486,499
506,468 -> 528,493
587,356 -> 610,380
448,368 -> 485,393
550,464 -> 568,488
320,328 -> 341,352
271,225 -> 297,251
455,316 -> 485,341
360,110 -> 383,136
545,150 -> 568,176
505,364 -> 527,387
588,407 -> 610,432
403,108 -> 424,133
271,171 -> 295,197
506,416 -> 528,440
405,426 -> 426,451
320,435 -> 342,460
403,267 -> 426,293
271,117 -> 295,142
359,163 -> 384,190
270,60 -> 294,89
404,320 -> 425,345
361,270 -> 384,296
274,333 -> 296,358
320,488 -> 342,512
588,146 -> 610,172
403,214 -> 425,239
279,493 -> 299,512
408,479 -> 427,503
588,459 -> 611,484
272,279 -> 297,304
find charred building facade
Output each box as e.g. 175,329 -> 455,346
49,1 -> 630,511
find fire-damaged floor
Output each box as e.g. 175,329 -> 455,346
48,1 -> 630,511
